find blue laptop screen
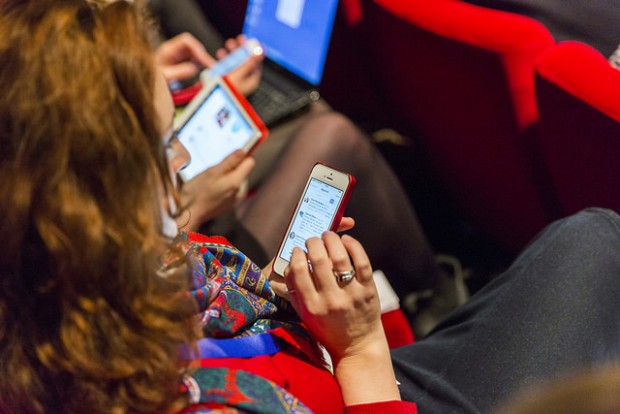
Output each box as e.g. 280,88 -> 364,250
243,0 -> 338,85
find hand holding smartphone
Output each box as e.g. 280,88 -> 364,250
273,163 -> 356,276
202,38 -> 263,81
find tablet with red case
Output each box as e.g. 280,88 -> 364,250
173,76 -> 268,182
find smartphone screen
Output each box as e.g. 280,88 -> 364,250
278,177 -> 345,261
209,47 -> 251,78
176,84 -> 255,181
203,39 -> 262,80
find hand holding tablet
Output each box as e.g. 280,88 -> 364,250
173,76 -> 268,182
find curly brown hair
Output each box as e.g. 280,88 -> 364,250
0,1 -> 196,412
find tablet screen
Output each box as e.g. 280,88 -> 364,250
176,84 -> 256,181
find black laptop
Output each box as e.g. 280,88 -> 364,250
241,0 -> 339,126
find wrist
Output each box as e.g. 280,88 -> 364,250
332,333 -> 390,371
177,206 -> 211,233
329,322 -> 386,363
179,190 -> 218,231
333,333 -> 400,405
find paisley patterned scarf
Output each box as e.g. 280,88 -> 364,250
172,232 -> 322,413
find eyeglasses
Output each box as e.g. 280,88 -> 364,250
163,128 -> 190,173
163,128 -> 179,149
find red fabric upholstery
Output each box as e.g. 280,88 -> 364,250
535,41 -> 620,216
357,0 -> 558,252
342,0 -> 363,26
381,309 -> 415,348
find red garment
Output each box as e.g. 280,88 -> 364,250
197,350 -> 416,414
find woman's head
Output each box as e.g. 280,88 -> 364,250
497,364 -> 620,414
0,1 -> 195,412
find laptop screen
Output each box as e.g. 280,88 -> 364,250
243,0 -> 339,85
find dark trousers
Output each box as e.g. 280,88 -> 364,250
392,208 -> 620,413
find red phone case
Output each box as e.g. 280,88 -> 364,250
272,163 -> 356,274
317,162 -> 356,232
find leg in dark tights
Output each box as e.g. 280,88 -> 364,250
236,111 -> 442,294
391,208 -> 620,413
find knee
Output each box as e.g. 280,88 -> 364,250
304,112 -> 370,154
559,208 -> 620,241
527,208 -> 620,284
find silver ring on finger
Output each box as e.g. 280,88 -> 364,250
334,269 -> 356,286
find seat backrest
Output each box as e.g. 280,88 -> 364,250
357,0 -> 557,252
535,41 -> 620,217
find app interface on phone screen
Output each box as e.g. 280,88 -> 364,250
178,85 -> 254,180
209,47 -> 250,77
279,178 -> 344,261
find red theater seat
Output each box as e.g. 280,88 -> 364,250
535,41 -> 620,216
352,0 -> 558,252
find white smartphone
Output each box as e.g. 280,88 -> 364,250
273,163 -> 356,276
173,76 -> 268,182
201,38 -> 263,81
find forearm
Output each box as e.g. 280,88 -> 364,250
334,333 -> 401,406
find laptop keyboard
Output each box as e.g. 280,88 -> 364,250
248,81 -> 310,126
